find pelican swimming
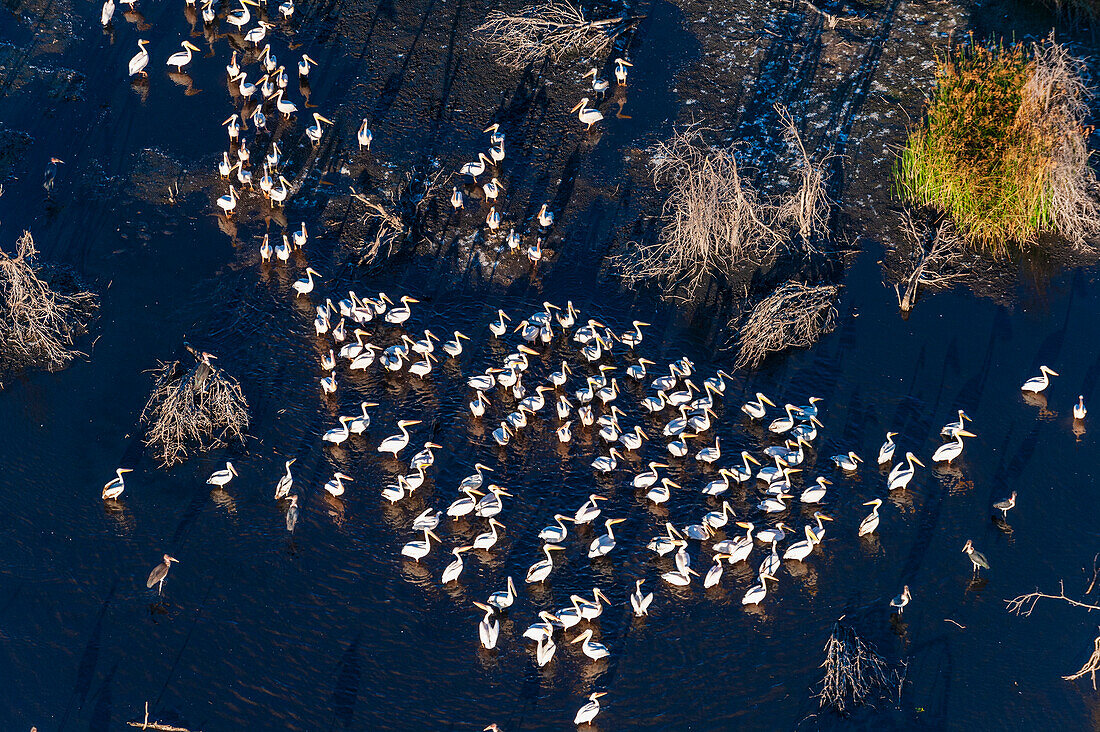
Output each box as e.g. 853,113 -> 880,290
539,514 -> 574,544
755,522 -> 789,544
878,431 -> 898,464
206,462 -> 237,487
742,392 -> 776,419
347,402 -> 376,436
742,572 -> 775,606
101,0 -> 114,25
888,452 -> 924,490
932,429 -> 975,463
401,529 -> 441,561
378,419 -> 420,457
166,40 -> 200,71
890,585 -> 911,614
783,526 -> 821,562
993,491 -> 1017,518
488,576 -> 517,611
525,544 -> 565,583
962,539 -> 989,573
322,415 -> 355,445
412,509 -> 441,532
723,522 -> 756,564
695,435 -> 721,463
591,447 -> 622,473
570,97 -> 604,129
667,432 -> 694,457
492,421 -> 513,446
1022,365 -> 1058,393
800,477 -> 831,504
469,390 -> 490,417
574,494 -> 607,525
588,518 -> 626,558
447,488 -> 483,518
831,451 -> 862,471
475,484 -> 512,518
320,370 -> 337,395
858,498 -> 883,536
614,57 -> 633,85
729,451 -> 762,483
442,545 -> 473,584
523,610 -> 559,642
704,553 -> 730,588
128,39 -> 151,76
626,580 -> 652,617
442,331 -> 470,357
306,112 -> 332,143
274,458 -> 296,499
571,628 -> 610,661
661,547 -> 698,586
647,477 -> 679,506
940,410 -> 972,437
1074,396 -> 1087,420
323,472 -> 353,497
648,522 -> 684,556
101,468 -> 133,500
292,267 -> 320,297
768,404 -> 799,433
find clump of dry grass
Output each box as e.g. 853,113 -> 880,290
0,231 -> 97,372
775,104 -> 833,253
735,281 -> 839,369
817,621 -> 905,715
474,1 -> 639,68
140,348 -> 249,467
896,36 -> 1099,253
349,168 -> 446,265
618,127 -> 784,300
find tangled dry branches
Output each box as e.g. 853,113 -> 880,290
817,621 -> 905,715
889,209 -> 973,312
617,127 -> 783,300
735,281 -> 839,370
140,348 -> 250,467
0,231 -> 97,373
349,168 -> 446,265
1006,580 -> 1100,687
474,1 -> 639,68
775,104 -> 832,253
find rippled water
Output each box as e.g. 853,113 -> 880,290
2,0 -> 1100,729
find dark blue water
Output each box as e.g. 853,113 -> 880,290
2,0 -> 1099,730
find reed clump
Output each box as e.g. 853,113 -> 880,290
896,37 -> 1099,254
140,347 -> 249,467
735,281 -> 839,370
0,231 -> 97,373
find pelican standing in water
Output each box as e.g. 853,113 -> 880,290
858,498 -> 882,536
878,431 -> 898,464
488,576 -> 517,611
101,0 -> 115,26
525,544 -> 565,583
128,39 -> 151,77
146,554 -> 180,595
932,429 -> 975,463
571,628 -> 610,660
614,57 -> 633,85
378,419 -> 421,457
742,392 -> 775,419
1074,396 -> 1087,420
888,452 -> 924,490
574,692 -> 607,726
588,518 -> 626,558
274,458 -> 296,499
742,572 -> 776,606
102,468 -> 133,500
473,602 -> 500,649
292,267 -> 321,297
1021,365 -> 1058,393
306,112 -> 332,144
216,186 -> 238,216
401,529 -> 440,561
630,579 -> 653,616
442,545 -> 473,584
166,40 -> 200,71
324,472 -> 353,497
206,462 -> 237,487
570,97 -> 604,129
298,54 -> 317,77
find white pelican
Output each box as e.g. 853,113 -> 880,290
630,579 -> 653,616
233,71 -> 257,98
577,588 -> 610,620
206,462 -> 237,487
661,547 -> 698,586
703,501 -> 736,530
731,451 -> 762,483
582,67 -> 610,95
306,112 -> 332,144
695,436 -> 721,463
320,370 -> 337,395
962,539 -> 989,573
401,529 -> 440,561
758,539 -> 782,576
490,141 -> 505,163
932,429 -> 975,463
442,331 -> 470,357
648,522 -> 684,556
556,420 -> 573,443
292,267 -> 320,297
667,379 -> 697,407
482,176 -> 502,200
298,54 -> 317,77
700,468 -> 735,496
890,585 -> 911,614
244,20 -> 274,45
539,514 -> 574,544
940,410 -> 972,437
574,493 -> 607,524
812,512 -> 834,540
469,391 -> 490,417
273,458 -> 296,499
442,545 -> 473,584
166,41 -> 200,71
646,477 -> 679,506
588,518 -> 626,558
408,353 -> 436,377
878,431 -> 898,464
556,595 -> 585,629
556,394 -> 573,420
632,461 -> 667,490
227,0 -> 258,29
488,576 -> 517,610
1022,365 -> 1058,393
485,207 -> 501,230
768,404 -> 799,433
994,491 -> 1017,518
475,484 -> 512,518
831,451 -> 862,471
571,628 -> 610,661
724,522 -> 756,564
591,447 -> 622,473
742,573 -> 776,606
1074,396 -> 1087,420
575,692 -> 607,726
523,611 -> 559,642
525,544 -> 565,583
782,526 -> 821,562
384,295 -> 418,325
473,518 -> 505,550
447,488 -> 483,518
800,476 -> 831,504
450,187 -> 464,209
258,233 -> 273,263
537,203 -> 554,228
468,367 -> 500,391
102,468 -> 133,500
858,498 -> 882,536
275,90 -> 298,117
412,508 -> 441,531
789,417 -> 824,442
619,425 -> 646,452
755,522 -> 789,544
378,419 -> 421,457
626,357 -> 654,380
888,452 -> 924,490
128,39 -> 150,77
492,421 -> 513,446
667,432 -> 694,457
614,57 -> 633,85
794,396 -> 823,420
382,476 -> 411,504
322,415 -> 355,445
101,0 -> 114,26
357,118 -> 372,150
278,0 -> 294,18
704,553 -> 729,588
324,472 -> 353,497
570,97 -> 603,129
226,51 -> 240,80
742,392 -> 776,419
525,237 -> 542,264
459,152 -> 491,180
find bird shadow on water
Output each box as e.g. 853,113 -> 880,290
330,632 -> 363,727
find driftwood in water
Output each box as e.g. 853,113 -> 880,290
816,620 -> 905,715
890,210 -> 971,313
474,1 -> 640,68
735,281 -> 839,370
127,701 -> 196,731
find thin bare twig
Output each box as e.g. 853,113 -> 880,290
1064,633 -> 1100,689
887,209 -> 972,312
1006,580 -> 1100,617
127,701 -> 196,731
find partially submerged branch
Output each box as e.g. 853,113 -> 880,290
1005,580 -> 1100,617
348,168 -> 446,265
474,1 -> 640,68
816,621 -> 905,715
889,209 -> 972,312
0,231 -> 98,373
140,347 -> 250,467
735,281 -> 840,370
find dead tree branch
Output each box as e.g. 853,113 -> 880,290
816,621 -> 905,715
1065,634 -> 1100,689
735,281 -> 840,370
349,168 -> 446,265
1005,580 -> 1100,617
474,1 -> 640,68
887,210 -> 973,312
775,104 -> 832,255
127,701 -> 196,731
0,231 -> 98,372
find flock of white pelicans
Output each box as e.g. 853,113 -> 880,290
100,278 -> 1085,725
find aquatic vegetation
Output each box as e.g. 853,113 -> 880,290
896,37 -> 1100,253
735,281 -> 840,370
817,621 -> 905,715
0,231 -> 97,374
140,348 -> 250,467
474,1 -> 640,68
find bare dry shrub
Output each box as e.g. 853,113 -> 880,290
735,281 -> 839,370
888,209 -> 975,312
817,621 -> 905,715
474,1 -> 639,68
775,104 -> 833,254
141,348 -> 249,467
349,168 -> 446,265
0,231 -> 97,372
618,127 -> 783,300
